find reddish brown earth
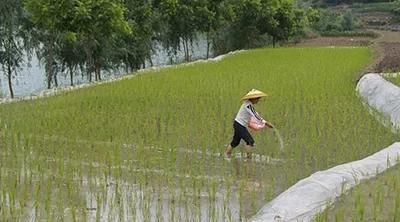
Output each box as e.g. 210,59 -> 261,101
373,42 -> 400,73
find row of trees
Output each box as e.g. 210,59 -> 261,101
0,0 -> 318,98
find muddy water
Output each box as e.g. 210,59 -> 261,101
0,136 -> 288,222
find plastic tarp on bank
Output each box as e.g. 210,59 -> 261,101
356,73 -> 400,129
250,73 -> 400,222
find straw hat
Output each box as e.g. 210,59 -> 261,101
241,89 -> 268,100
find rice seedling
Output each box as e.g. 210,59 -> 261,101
385,74 -> 400,86
323,164 -> 400,222
0,47 -> 398,221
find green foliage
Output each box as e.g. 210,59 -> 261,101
70,0 -> 131,37
0,0 -> 320,93
24,0 -> 132,84
116,0 -> 154,71
24,0 -> 77,88
392,0 -> 400,15
228,0 -> 265,49
152,0 -> 308,56
212,0 -> 307,51
271,0 -> 297,45
62,32 -> 77,43
312,9 -> 362,34
156,0 -> 214,60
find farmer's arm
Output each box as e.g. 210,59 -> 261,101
246,104 -> 264,121
246,104 -> 274,128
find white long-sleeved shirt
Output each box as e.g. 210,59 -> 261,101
234,100 -> 264,127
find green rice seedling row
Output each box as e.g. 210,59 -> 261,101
386,74 -> 400,86
0,47 -> 398,221
319,163 -> 400,222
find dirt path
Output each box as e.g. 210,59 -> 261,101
366,30 -> 400,74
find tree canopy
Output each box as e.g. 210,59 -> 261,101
0,0 -> 318,97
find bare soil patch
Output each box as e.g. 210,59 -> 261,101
365,31 -> 400,74
373,42 -> 400,72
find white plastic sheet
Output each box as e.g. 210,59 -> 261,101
251,73 -> 400,222
356,73 -> 400,129
251,143 -> 400,222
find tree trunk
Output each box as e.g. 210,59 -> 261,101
54,72 -> 58,87
46,66 -> 52,89
272,36 -> 276,48
69,64 -> 74,86
6,61 -> 14,99
96,67 -> 101,81
125,62 -> 131,74
46,38 -> 55,89
94,62 -> 98,81
84,43 -> 93,82
206,33 -> 210,59
98,65 -> 101,81
94,60 -> 101,81
184,39 -> 190,61
182,39 -> 187,61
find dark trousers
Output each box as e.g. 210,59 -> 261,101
230,121 -> 254,148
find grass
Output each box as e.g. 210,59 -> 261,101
0,47 -> 398,221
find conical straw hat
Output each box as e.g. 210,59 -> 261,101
241,89 -> 268,100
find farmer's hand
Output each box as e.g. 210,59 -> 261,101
265,122 -> 274,129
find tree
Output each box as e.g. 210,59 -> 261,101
69,0 -> 132,81
0,0 -> 25,98
195,0 -> 223,58
117,0 -> 154,72
25,0 -> 132,85
157,0 -> 207,62
209,0 -> 305,51
58,32 -> 85,86
270,0 -> 296,47
24,0 -> 73,89
216,0 -> 273,51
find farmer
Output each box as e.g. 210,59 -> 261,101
225,89 -> 274,159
